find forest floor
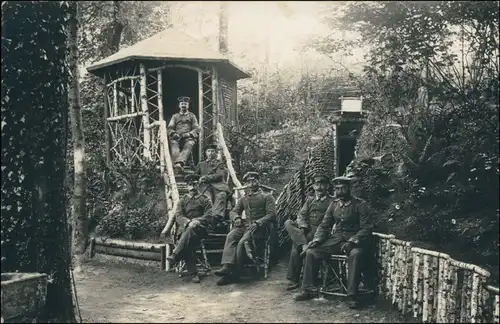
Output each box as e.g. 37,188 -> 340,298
75,255 -> 415,323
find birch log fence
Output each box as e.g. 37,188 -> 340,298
373,232 -> 499,323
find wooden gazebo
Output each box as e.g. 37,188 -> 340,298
87,28 -> 250,167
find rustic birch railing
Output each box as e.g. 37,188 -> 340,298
159,120 -> 180,248
373,232 -> 499,323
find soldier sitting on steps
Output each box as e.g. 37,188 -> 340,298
194,144 -> 231,227
167,96 -> 200,172
166,174 -> 213,283
214,171 -> 276,286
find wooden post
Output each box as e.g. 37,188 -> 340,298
89,237 -> 96,259
422,254 -> 431,322
471,272 -> 481,323
212,65 -> 219,141
160,245 -> 166,271
131,78 -> 135,113
412,251 -> 421,319
437,256 -> 450,322
113,82 -> 118,116
198,70 -> 204,162
165,244 -> 172,272
103,76 -> 111,166
157,70 -> 164,120
140,63 -> 152,160
430,256 -> 439,322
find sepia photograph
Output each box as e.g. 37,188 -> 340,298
1,1 -> 499,323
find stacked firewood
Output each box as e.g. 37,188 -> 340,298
275,131 -> 336,249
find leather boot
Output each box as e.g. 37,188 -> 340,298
214,263 -> 232,277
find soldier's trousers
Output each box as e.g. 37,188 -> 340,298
173,225 -> 208,273
220,225 -> 266,277
170,138 -> 195,165
201,187 -> 228,219
284,220 -> 315,283
302,238 -> 365,297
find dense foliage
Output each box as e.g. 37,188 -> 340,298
315,1 -> 499,279
1,1 -> 76,321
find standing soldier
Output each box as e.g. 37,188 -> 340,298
167,96 -> 200,171
166,174 -> 213,283
294,176 -> 373,309
195,144 -> 231,224
284,174 -> 334,291
214,171 -> 276,286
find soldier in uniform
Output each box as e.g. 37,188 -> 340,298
195,144 -> 231,224
284,175 -> 334,291
167,96 -> 201,171
294,176 -> 373,309
214,171 -> 276,286
166,174 -> 213,283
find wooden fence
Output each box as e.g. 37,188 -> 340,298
374,232 -> 499,323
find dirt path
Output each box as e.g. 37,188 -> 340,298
75,256 -> 413,323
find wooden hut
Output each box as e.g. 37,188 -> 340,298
87,28 -> 250,167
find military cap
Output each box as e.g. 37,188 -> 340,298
185,173 -> 200,183
205,144 -> 218,150
243,171 -> 260,181
177,96 -> 191,103
312,175 -> 330,183
332,176 -> 353,185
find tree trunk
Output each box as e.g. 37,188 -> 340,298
68,1 -> 88,272
1,2 -> 76,322
218,1 -> 228,55
100,0 -> 123,58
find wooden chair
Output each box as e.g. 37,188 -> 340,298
319,254 -> 375,297
170,224 -> 212,277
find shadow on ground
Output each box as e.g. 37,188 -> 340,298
75,256 -> 415,323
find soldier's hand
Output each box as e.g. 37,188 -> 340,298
199,176 -> 208,183
249,222 -> 260,234
307,240 -> 319,250
171,133 -> 180,140
341,242 -> 354,255
233,218 -> 243,227
189,219 -> 201,228
300,240 -> 319,257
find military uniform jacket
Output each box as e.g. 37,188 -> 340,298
195,159 -> 230,193
313,196 -> 372,247
229,190 -> 276,227
296,195 -> 335,230
167,112 -> 200,138
174,193 -> 213,234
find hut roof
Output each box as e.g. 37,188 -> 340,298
87,28 -> 250,80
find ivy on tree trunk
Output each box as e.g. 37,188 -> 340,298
1,2 -> 76,322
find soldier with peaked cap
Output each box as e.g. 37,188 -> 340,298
294,176 -> 373,309
166,173 -> 213,283
214,171 -> 276,286
167,96 -> 201,170
194,143 -> 231,224
283,174 -> 334,291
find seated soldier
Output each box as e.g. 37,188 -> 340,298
295,176 -> 373,309
214,171 -> 276,286
167,96 -> 200,171
284,174 -> 334,291
195,144 -> 231,225
166,174 -> 213,283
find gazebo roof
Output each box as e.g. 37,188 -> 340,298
87,28 -> 250,80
